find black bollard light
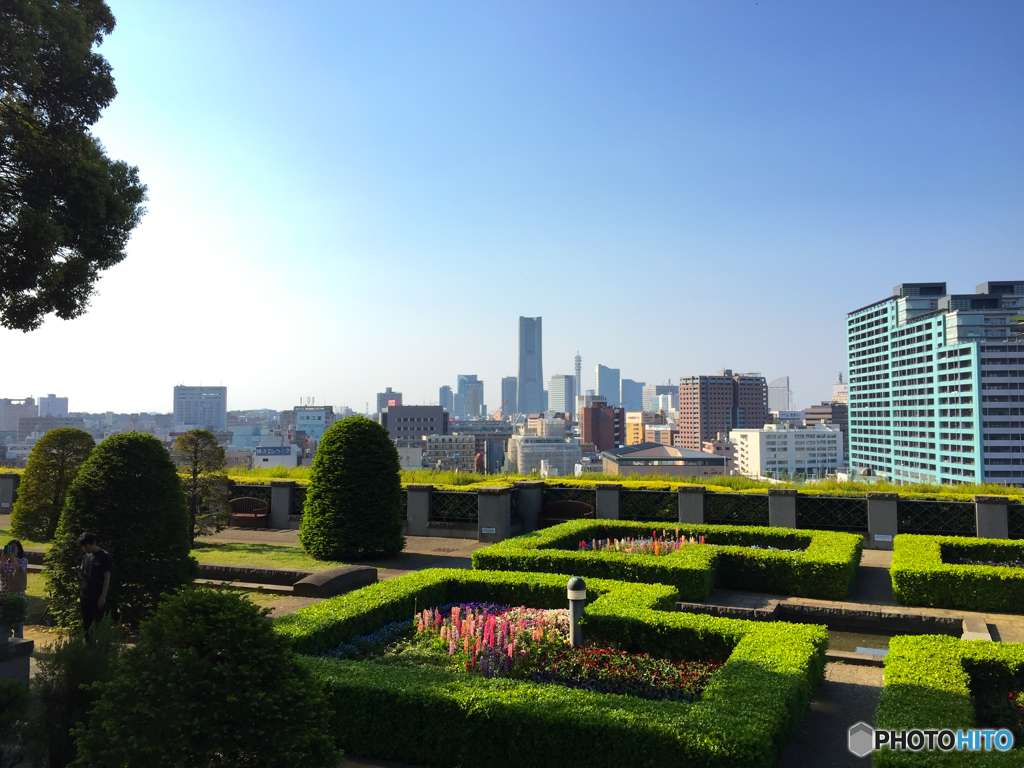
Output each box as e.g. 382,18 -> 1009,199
567,576 -> 586,647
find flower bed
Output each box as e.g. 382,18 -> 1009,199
280,569 -> 827,768
472,520 -> 862,600
577,531 -> 802,556
874,635 -> 1024,767
891,535 -> 1024,613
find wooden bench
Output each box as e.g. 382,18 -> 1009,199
229,496 -> 271,530
538,500 -> 595,530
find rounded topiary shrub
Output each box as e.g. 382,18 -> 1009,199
72,588 -> 338,768
10,427 -> 95,541
300,415 -> 404,560
44,432 -> 198,629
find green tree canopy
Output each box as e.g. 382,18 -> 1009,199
72,589 -> 338,767
44,432 -> 197,629
172,429 -> 228,547
9,427 -> 94,540
299,415 -> 404,560
1,0 -> 147,331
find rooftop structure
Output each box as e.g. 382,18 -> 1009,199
599,443 -> 726,478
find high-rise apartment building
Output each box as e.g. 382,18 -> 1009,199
439,385 -> 454,412
173,386 -> 227,431
595,365 -> 621,406
580,404 -> 625,451
376,387 -> 403,416
768,377 -> 792,412
642,384 -> 676,412
547,374 -> 576,416
517,317 -> 544,414
457,375 -> 484,419
847,281 -> 1024,484
38,394 -> 69,417
500,377 -> 517,416
676,370 -> 768,450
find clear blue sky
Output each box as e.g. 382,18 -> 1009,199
3,1 -> 1022,413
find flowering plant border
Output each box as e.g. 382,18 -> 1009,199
472,519 -> 863,600
281,568 -> 827,768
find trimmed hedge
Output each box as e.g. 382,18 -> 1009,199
472,520 -> 863,600
891,535 -> 1024,614
280,568 -> 827,768
874,635 -> 1024,767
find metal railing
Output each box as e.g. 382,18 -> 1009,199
228,483 -> 271,504
619,489 -> 677,522
542,485 -> 597,508
897,500 -> 976,537
1007,503 -> 1024,540
795,496 -> 868,533
429,490 -> 479,524
291,486 -> 307,515
704,493 -> 770,527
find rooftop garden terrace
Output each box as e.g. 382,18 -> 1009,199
278,568 -> 827,768
472,520 -> 863,600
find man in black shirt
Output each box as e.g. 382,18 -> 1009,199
75,532 -> 112,633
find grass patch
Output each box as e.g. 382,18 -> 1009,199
191,541 -> 345,571
0,524 -> 51,551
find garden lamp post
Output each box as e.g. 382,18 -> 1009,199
567,576 -> 586,647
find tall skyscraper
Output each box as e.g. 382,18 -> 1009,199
620,379 -> 645,412
676,370 -> 767,450
457,375 -> 484,418
768,377 -> 792,412
38,394 -> 69,417
376,387 -> 403,416
517,317 -> 543,414
595,365 -> 621,406
500,377 -> 518,416
439,385 -> 454,412
847,280 -> 1024,484
173,386 -> 227,430
574,353 -> 582,403
548,374 -> 576,415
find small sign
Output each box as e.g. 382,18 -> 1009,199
874,534 -> 892,542
0,503 -> 8,508
481,527 -> 496,534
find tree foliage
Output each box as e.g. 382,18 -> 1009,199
172,429 -> 228,547
0,0 -> 147,331
72,589 -> 339,768
10,427 -> 94,540
299,415 -> 404,561
44,432 -> 198,629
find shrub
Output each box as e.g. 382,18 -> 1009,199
44,432 -> 199,629
472,520 -> 863,600
891,535 -> 1024,613
73,588 -> 338,768
9,428 -> 94,541
0,678 -> 30,768
172,429 -> 230,546
30,617 -> 124,768
281,568 -> 826,768
300,415 -> 404,560
0,593 -> 27,629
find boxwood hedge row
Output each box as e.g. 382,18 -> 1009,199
471,520 -> 863,600
280,569 -> 827,768
891,535 -> 1024,614
873,635 -> 1024,767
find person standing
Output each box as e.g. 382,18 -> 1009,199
0,539 -> 29,638
75,532 -> 111,634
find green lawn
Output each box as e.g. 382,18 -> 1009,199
0,526 -> 51,551
190,541 -> 345,571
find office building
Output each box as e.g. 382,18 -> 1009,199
702,432 -> 737,472
595,365 -> 621,406
38,394 -> 69,417
500,377 -> 518,417
451,420 -> 513,473
620,379 -> 645,413
506,434 -> 582,476
0,398 -> 37,433
676,370 -> 768,450
805,401 -> 849,460
642,384 -> 676,412
439,385 -> 454,413
423,434 -> 477,472
649,393 -> 678,414
294,405 -> 335,441
768,377 -> 792,412
173,386 -> 227,431
517,317 -> 544,414
547,374 -> 576,416
847,280 -> 1024,484
832,374 -> 849,404
625,411 -> 665,445
645,424 -> 679,446
17,415 -> 86,440
580,404 -> 625,451
376,387 -> 402,416
600,443 -> 726,478
380,405 -> 448,446
731,423 -> 842,479
457,375 -> 484,419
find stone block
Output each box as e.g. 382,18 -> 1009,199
477,487 -> 511,543
292,565 -> 378,598
678,486 -> 705,524
866,492 -> 899,550
768,489 -> 797,529
0,637 -> 33,684
975,495 -> 1009,540
595,483 -> 621,520
405,485 -> 432,537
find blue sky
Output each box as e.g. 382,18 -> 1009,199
3,1 -> 1022,413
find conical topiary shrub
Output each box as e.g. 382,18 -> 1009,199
10,427 -> 95,540
44,432 -> 198,629
299,415 -> 405,560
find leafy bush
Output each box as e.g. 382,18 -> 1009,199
73,588 -> 338,768
44,432 -> 199,628
300,415 -> 404,560
0,679 -> 30,768
10,428 -> 94,540
473,520 -> 863,600
30,618 -> 124,768
173,429 -> 229,546
874,635 -> 1024,767
891,535 -> 1024,613
284,568 -> 826,768
0,593 -> 27,628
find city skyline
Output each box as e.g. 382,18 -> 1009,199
0,3 -> 1019,412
